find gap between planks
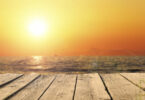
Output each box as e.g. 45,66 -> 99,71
39,74 -> 77,100
74,73 -> 111,100
100,73 -> 145,100
0,73 -> 40,100
120,73 -> 145,91
0,74 -> 23,88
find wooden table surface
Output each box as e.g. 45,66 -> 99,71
0,73 -> 144,100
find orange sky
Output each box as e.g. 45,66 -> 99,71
0,0 -> 145,56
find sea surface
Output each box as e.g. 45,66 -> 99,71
0,56 -> 145,73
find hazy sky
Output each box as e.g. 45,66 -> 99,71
0,0 -> 145,56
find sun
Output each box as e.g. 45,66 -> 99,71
28,19 -> 47,37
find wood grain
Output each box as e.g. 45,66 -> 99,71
74,74 -> 110,100
40,74 -> 76,100
101,74 -> 145,100
10,75 -> 56,100
0,73 -> 23,87
0,73 -> 40,100
120,73 -> 145,90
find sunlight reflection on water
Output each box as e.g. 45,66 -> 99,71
32,56 -> 42,64
30,65 -> 44,69
32,56 -> 44,69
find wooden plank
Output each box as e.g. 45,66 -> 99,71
40,74 -> 76,100
74,73 -> 110,100
120,73 -> 145,90
10,75 -> 56,100
0,73 -> 23,87
0,73 -> 40,100
101,74 -> 145,100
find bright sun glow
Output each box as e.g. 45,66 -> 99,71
28,19 -> 47,37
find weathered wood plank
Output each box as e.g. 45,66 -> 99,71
120,73 -> 145,90
74,74 -> 110,100
40,74 -> 76,100
0,73 -> 40,100
101,74 -> 145,100
0,73 -> 23,87
10,75 -> 56,100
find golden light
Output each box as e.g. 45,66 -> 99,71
28,19 -> 47,37
32,56 -> 42,64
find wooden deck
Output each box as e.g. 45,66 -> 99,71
0,73 -> 145,100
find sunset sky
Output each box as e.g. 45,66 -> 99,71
0,0 -> 145,56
